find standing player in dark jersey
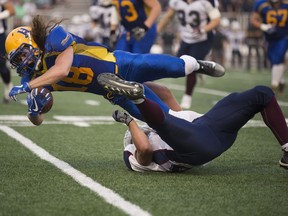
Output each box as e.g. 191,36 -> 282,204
97,73 -> 288,171
110,0 -> 161,53
5,15 -> 224,123
251,0 -> 288,95
0,0 -> 15,103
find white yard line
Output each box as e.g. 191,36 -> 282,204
165,83 -> 288,106
0,125 -> 151,216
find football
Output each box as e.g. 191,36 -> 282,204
33,87 -> 53,114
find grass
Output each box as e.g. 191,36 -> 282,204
0,68 -> 287,216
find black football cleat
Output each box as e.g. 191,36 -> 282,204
279,151 -> 288,169
195,60 -> 225,77
97,73 -> 145,100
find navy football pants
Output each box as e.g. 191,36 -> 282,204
154,86 -> 274,165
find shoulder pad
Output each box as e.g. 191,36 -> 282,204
45,26 -> 75,52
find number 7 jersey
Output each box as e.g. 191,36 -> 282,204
253,0 -> 288,41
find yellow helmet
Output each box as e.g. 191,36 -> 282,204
5,26 -> 41,76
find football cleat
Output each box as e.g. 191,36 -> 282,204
97,73 -> 145,100
195,60 -> 225,77
279,151 -> 288,169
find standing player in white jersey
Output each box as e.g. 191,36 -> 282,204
89,0 -> 114,48
0,0 -> 15,103
157,0 -> 221,109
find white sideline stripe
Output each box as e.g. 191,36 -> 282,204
0,125 -> 151,216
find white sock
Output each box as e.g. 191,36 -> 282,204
180,94 -> 192,109
282,143 -> 288,152
180,55 -> 199,75
271,64 -> 285,87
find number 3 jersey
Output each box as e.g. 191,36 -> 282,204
169,0 -> 220,44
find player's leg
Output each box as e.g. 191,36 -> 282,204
267,38 -> 288,95
260,94 -> 288,168
144,81 -> 182,111
99,74 -> 169,120
201,85 -> 288,167
178,40 -> 212,109
0,33 -> 12,103
113,50 -> 225,83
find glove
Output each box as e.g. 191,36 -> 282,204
260,23 -> 276,34
112,110 -> 133,126
27,88 -> 52,116
131,24 -> 149,40
9,82 -> 31,101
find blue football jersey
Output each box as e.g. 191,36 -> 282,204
38,25 -> 117,96
113,0 -> 150,31
253,0 -> 288,41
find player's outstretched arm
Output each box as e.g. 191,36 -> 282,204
128,120 -> 153,166
113,110 -> 153,166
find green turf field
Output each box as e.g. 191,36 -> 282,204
0,68 -> 287,216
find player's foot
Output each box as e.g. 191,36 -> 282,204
97,73 -> 145,100
180,94 -> 192,109
279,151 -> 288,169
195,60 -> 225,77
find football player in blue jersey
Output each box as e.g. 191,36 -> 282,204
5,15 -> 224,122
251,0 -> 288,95
110,0 -> 161,53
97,73 -> 288,171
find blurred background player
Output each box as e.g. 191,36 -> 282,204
225,20 -> 245,69
89,0 -> 114,47
110,0 -> 161,53
251,0 -> 288,95
157,0 -> 221,109
0,0 -> 15,103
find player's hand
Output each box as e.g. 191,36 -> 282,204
9,82 -> 31,101
131,24 -> 149,40
191,28 -> 205,38
27,88 -> 52,116
112,110 -> 133,126
260,24 -> 275,34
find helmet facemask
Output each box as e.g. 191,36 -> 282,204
9,43 -> 41,76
